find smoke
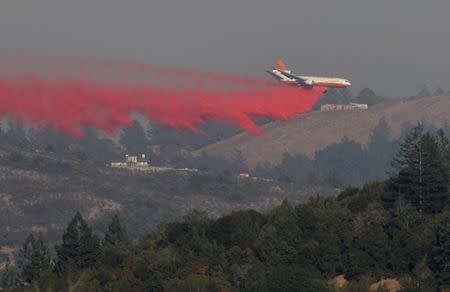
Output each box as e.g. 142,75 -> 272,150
0,55 -> 325,138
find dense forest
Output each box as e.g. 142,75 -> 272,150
2,124 -> 449,291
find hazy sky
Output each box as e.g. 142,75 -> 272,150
1,0 -> 450,96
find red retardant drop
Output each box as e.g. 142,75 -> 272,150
0,55 -> 326,138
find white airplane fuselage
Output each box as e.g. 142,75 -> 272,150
267,60 -> 351,89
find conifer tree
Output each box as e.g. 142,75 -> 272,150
17,233 -> 52,284
55,212 -> 101,273
413,256 -> 438,291
391,124 -> 424,191
2,258 -> 18,290
103,215 -> 129,246
418,133 -> 449,213
436,128 -> 450,176
390,124 -> 449,213
430,220 -> 450,290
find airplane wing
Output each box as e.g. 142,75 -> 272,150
279,71 -> 309,85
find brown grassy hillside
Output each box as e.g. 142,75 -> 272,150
194,95 -> 450,167
0,146 -> 338,251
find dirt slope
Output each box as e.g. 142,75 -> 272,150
194,95 -> 450,167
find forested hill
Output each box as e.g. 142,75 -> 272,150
2,125 -> 450,291
194,94 -> 450,168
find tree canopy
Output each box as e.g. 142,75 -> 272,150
3,126 -> 450,291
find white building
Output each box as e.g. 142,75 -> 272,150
111,154 -> 149,169
320,102 -> 368,112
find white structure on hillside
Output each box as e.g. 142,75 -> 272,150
111,154 -> 149,169
320,102 -> 368,112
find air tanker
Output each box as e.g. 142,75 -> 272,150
267,59 -> 351,89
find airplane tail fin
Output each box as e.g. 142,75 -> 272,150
276,59 -> 290,73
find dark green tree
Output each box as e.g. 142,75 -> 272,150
430,220 -> 450,289
239,261 -> 269,292
103,215 -> 130,246
436,128 -> 450,175
2,258 -> 18,290
267,265 -> 326,292
390,124 -> 449,213
418,133 -> 449,213
390,123 -> 425,194
384,198 -> 425,273
17,233 -> 52,284
207,210 -> 266,248
55,212 -> 101,273
407,257 -> 439,291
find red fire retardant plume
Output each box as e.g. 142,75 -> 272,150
0,55 -> 326,138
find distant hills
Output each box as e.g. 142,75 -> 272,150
194,95 -> 450,168
0,146 -> 337,250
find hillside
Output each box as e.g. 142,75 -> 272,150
4,179 -> 449,291
0,146 -> 338,251
194,95 -> 450,168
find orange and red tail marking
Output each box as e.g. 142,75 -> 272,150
276,59 -> 287,72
